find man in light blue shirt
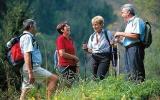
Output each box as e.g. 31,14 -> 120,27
20,19 -> 58,100
123,16 -> 145,47
115,4 -> 145,82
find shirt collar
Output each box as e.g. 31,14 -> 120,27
127,16 -> 136,23
61,34 -> 72,40
23,31 -> 34,37
94,29 -> 104,35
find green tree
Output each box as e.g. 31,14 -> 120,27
29,0 -> 117,70
134,0 -> 160,79
0,0 -> 34,93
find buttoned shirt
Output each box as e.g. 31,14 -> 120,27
87,29 -> 113,53
123,16 -> 145,47
20,31 -> 42,65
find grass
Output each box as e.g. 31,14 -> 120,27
13,75 -> 160,100
0,69 -> 160,100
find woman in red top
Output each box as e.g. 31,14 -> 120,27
56,22 -> 79,86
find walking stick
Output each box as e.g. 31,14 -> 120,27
116,44 -> 120,76
84,51 -> 87,81
111,37 -> 120,77
111,45 -> 117,77
82,43 -> 88,81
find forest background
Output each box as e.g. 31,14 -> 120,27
0,0 -> 160,99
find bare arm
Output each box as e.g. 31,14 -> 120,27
58,49 -> 79,63
24,52 -> 35,84
82,43 -> 92,54
115,32 -> 140,39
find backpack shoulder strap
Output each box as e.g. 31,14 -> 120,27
19,33 -> 35,43
91,30 -> 111,47
91,33 -> 95,42
19,33 -> 33,39
145,21 -> 151,31
104,30 -> 111,47
19,32 -> 34,68
19,33 -> 28,38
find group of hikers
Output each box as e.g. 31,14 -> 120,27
19,3 -> 146,100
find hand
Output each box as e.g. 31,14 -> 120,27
82,43 -> 88,50
76,66 -> 80,73
74,56 -> 79,63
110,40 -> 114,45
28,72 -> 35,84
115,32 -> 125,37
111,37 -> 119,44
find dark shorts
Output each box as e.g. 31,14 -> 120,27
57,65 -> 78,85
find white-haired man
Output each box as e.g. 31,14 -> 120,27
115,4 -> 145,82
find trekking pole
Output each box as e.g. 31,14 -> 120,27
111,45 -> 117,77
111,35 -> 120,77
84,52 -> 87,81
116,44 -> 120,76
82,43 -> 88,81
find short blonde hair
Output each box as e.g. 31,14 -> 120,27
91,15 -> 104,25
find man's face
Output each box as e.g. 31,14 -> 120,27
121,8 -> 129,19
31,23 -> 37,34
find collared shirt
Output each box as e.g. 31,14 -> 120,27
123,16 -> 145,47
56,35 -> 76,66
20,31 -> 42,65
87,29 -> 113,53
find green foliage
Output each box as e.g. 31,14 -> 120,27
29,0 -> 117,73
134,0 -> 160,24
0,0 -> 34,93
55,76 -> 160,100
18,76 -> 160,100
35,33 -> 57,71
133,0 -> 160,79
0,0 -> 160,99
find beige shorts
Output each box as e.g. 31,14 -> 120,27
21,65 -> 53,89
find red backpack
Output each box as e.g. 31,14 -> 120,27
6,33 -> 32,67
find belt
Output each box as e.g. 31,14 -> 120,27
92,52 -> 111,59
125,42 -> 143,49
32,63 -> 41,67
59,65 -> 77,68
93,52 -> 111,55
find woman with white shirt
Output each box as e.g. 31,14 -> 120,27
84,16 -> 113,80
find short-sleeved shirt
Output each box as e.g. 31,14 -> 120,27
56,35 -> 76,66
123,16 -> 145,47
87,29 -> 113,53
20,31 -> 42,65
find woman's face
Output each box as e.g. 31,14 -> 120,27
62,24 -> 70,35
92,22 -> 103,33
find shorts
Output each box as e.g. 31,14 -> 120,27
21,65 -> 53,89
57,65 -> 77,85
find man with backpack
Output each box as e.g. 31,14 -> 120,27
115,4 -> 146,82
19,19 -> 58,100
